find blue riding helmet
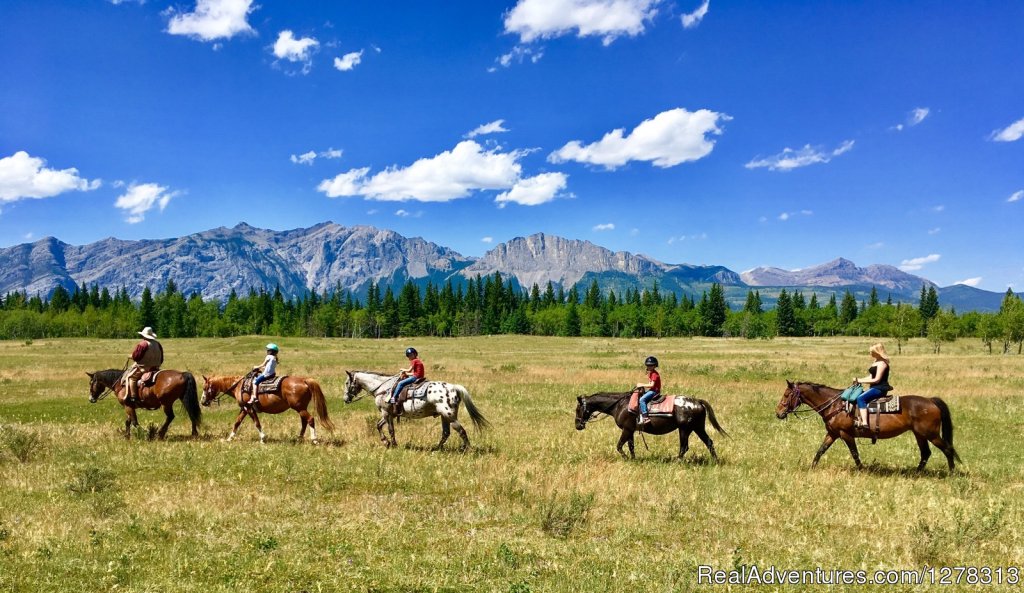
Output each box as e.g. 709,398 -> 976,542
405,347 -> 418,357
644,356 -> 658,367
266,343 -> 279,352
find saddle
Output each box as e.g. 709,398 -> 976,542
627,392 -> 675,415
242,374 -> 286,394
393,378 -> 426,412
139,370 -> 163,386
847,395 -> 900,444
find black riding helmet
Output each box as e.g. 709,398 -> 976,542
644,356 -> 659,367
405,347 -> 418,357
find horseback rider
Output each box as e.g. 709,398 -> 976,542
247,344 -> 279,406
853,342 -> 892,428
125,326 -> 163,404
389,347 -> 425,415
635,356 -> 662,425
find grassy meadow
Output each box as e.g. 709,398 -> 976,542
0,336 -> 1022,592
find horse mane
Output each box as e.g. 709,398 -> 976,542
795,381 -> 839,393
93,368 -> 124,385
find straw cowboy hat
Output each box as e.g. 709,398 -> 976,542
138,327 -> 158,340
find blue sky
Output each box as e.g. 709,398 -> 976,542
1,0 -> 1021,290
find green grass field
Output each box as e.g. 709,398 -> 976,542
0,336 -> 1022,592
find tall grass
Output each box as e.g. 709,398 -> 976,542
0,336 -> 1021,591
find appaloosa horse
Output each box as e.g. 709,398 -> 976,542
201,374 -> 334,444
343,370 -> 489,450
776,380 -> 961,472
575,392 -> 727,461
87,368 -> 201,439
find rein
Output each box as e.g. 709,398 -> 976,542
788,385 -> 843,419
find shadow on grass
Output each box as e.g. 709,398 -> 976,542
400,442 -> 499,456
802,460 -> 962,479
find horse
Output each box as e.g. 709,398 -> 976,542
574,392 -> 727,461
776,380 -> 962,472
87,368 -> 201,439
343,370 -> 489,451
201,374 -> 334,444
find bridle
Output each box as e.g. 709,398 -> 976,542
345,373 -> 400,404
90,378 -> 116,402
785,384 -> 842,418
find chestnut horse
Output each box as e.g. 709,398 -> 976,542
574,392 -> 727,461
776,380 -> 961,472
201,375 -> 333,444
87,368 -> 201,439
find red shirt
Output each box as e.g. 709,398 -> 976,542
647,370 -> 661,393
410,358 -> 425,379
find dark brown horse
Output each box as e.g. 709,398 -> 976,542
776,380 -> 961,471
87,368 -> 201,439
201,375 -> 334,444
575,392 -> 727,461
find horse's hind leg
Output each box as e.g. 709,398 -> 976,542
915,435 -> 931,471
451,420 -> 470,452
297,409 -> 310,442
928,437 -> 956,472
840,434 -> 863,469
677,428 -> 692,460
694,426 -> 718,463
156,403 -> 175,439
435,419 -> 452,450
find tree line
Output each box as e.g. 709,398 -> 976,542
1,275 -> 1022,353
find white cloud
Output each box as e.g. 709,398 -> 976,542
745,140 -> 855,171
991,117 -> 1024,142
928,227 -> 941,235
504,0 -> 660,46
681,0 -> 709,29
334,50 -> 363,71
465,119 -> 510,139
593,223 -> 615,231
1008,190 -> 1023,203
395,209 -> 411,217
290,148 -> 343,165
273,30 -> 319,73
0,151 -> 101,203
956,277 -> 982,287
495,172 -> 568,207
667,232 -> 707,244
932,205 -> 945,212
909,107 -> 930,126
777,210 -> 813,222
114,182 -> 180,224
866,242 -> 884,249
24,232 -> 34,240
166,0 -> 255,42
319,140 -> 543,203
898,253 -> 941,272
492,46 -> 544,70
481,236 -> 494,243
549,107 -> 729,170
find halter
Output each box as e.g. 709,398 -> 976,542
347,373 -> 401,403
91,380 -> 116,402
787,384 -> 843,418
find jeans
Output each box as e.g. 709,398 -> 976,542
856,387 -> 884,409
392,377 -> 416,402
639,390 -> 658,415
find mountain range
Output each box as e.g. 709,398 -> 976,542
0,222 -> 1012,312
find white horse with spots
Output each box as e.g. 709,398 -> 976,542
344,370 -> 489,450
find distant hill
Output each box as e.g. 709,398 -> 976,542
0,222 -> 1013,311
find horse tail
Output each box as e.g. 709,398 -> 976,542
932,397 -> 962,463
698,399 -> 728,436
455,385 -> 490,431
181,372 -> 202,429
308,379 -> 335,433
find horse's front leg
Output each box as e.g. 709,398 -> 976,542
840,433 -> 863,469
812,433 -> 837,467
376,412 -> 389,446
157,402 -> 175,440
677,428 -> 692,460
227,408 -> 247,441
386,416 -> 397,448
123,405 -> 135,439
616,429 -> 635,459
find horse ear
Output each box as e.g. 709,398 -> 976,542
86,372 -> 94,378
577,395 -> 583,403
346,370 -> 353,378
202,375 -> 208,382
786,379 -> 794,388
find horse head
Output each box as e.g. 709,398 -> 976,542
87,371 -> 102,403
201,375 -> 231,407
575,395 -> 593,430
776,380 -> 803,419
87,370 -> 117,403
343,371 -> 361,403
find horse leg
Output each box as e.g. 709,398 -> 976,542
915,434 -> 931,471
376,415 -> 389,446
840,434 -> 863,469
297,409 -> 310,442
677,428 -> 691,460
157,403 -> 174,440
451,420 -> 470,452
250,410 -> 266,443
123,406 -> 134,439
386,416 -> 397,448
694,426 -> 718,463
812,433 -> 837,467
227,409 -> 247,441
616,429 -> 633,459
435,418 -> 451,450
928,437 -> 956,472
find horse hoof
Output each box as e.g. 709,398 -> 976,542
311,439 -> 319,445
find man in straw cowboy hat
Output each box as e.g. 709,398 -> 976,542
124,326 -> 164,404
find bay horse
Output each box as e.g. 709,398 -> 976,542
574,392 -> 727,461
343,370 -> 489,451
776,380 -> 961,472
201,375 -> 334,444
87,368 -> 201,439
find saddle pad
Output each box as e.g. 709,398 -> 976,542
243,375 -> 286,394
400,382 -> 430,402
868,395 -> 900,414
627,393 -> 676,415
140,370 -> 163,385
